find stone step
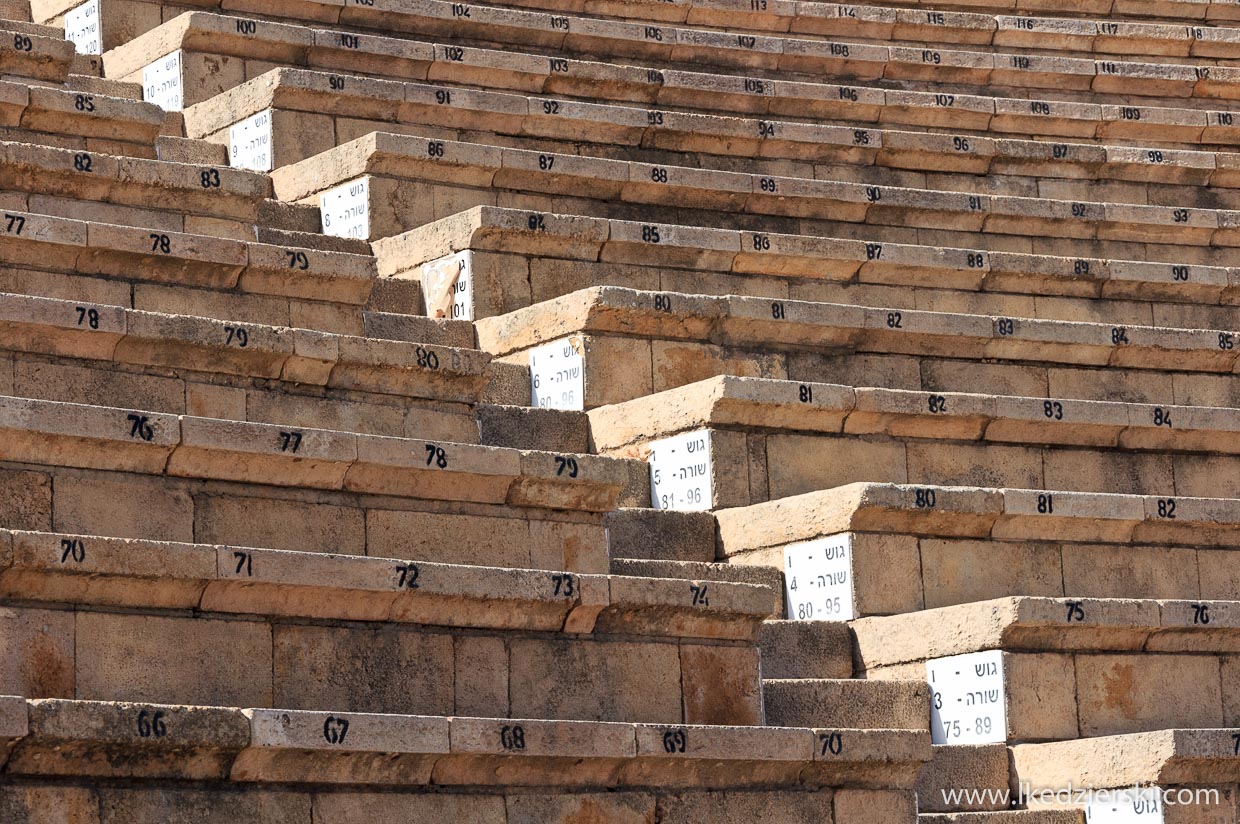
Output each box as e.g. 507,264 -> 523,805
274,132 -> 1240,249
1012,729 -> 1240,793
166,57 -> 1240,212
916,743 -> 1014,814
0,697 -> 930,793
0,140 -> 282,238
0,292 -> 489,417
758,619 -> 855,679
604,508 -> 718,563
477,403 -> 589,452
0,210 -> 380,313
0,778 -> 915,822
588,375 -> 1240,507
716,483 -> 1240,552
853,596 -> 1240,743
764,678 -> 930,731
15,78 -> 167,152
95,2 -> 1240,112
183,68 -> 1240,188
101,33 -> 1240,208
0,599 -> 770,722
719,496 -> 1240,619
94,4 -> 1240,151
0,18 -> 76,82
920,813 -> 1085,823
853,594 -> 1240,661
611,557 -> 782,593
0,394 -> 635,513
0,0 -> 32,21
475,287 -> 1240,412
437,0 -> 1240,61
488,0 -> 1240,26
0,528 -> 778,639
385,207 -> 1240,326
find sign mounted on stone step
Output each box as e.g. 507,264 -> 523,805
529,336 -> 584,411
143,50 -> 184,111
229,110 -> 273,172
783,534 -> 854,622
422,251 -> 473,321
926,650 -> 1005,746
64,0 -> 101,55
648,429 -> 713,512
1085,788 -> 1164,824
320,178 -> 370,240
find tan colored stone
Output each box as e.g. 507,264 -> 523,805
55,474 -> 194,542
196,494 -> 364,555
1075,654 -> 1222,737
75,611 -> 271,707
508,638 -> 682,723
273,624 -> 455,716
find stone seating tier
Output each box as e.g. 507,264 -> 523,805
586,375 -> 1240,507
475,287 -> 1240,411
272,133 -> 1240,254
387,207 -> 1240,329
0,696 -> 931,795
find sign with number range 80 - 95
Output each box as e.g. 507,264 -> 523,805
783,534 -> 854,622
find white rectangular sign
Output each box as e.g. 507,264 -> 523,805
421,251 -> 473,321
648,429 -> 712,512
1087,789 -> 1164,823
142,50 -> 183,111
64,0 -> 102,55
927,650 -> 1006,745
229,109 -> 273,172
529,336 -> 584,411
320,178 -> 370,239
784,534 -> 854,621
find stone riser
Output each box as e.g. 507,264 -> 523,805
412,247 -> 1240,331
0,601 -> 766,725
0,460 -> 613,574
487,323 -> 1240,413
733,531 -> 1240,618
0,780 -> 916,823
96,1 -> 1240,112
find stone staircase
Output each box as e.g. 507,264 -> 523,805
0,0 -> 1232,819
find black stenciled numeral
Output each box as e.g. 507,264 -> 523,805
136,709 -> 167,738
60,538 -> 85,563
819,732 -> 844,756
396,563 -> 420,589
76,306 -> 100,329
501,724 -> 525,751
323,715 -> 349,744
425,444 -> 448,468
662,728 -> 686,753
127,413 -> 154,442
554,456 -> 579,477
278,431 -> 302,453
